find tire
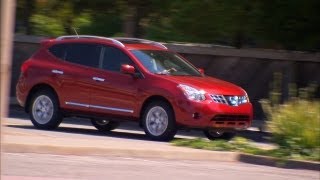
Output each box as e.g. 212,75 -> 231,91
29,90 -> 62,130
142,101 -> 177,141
91,119 -> 119,132
203,129 -> 236,141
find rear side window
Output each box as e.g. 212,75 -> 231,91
102,46 -> 132,72
65,43 -> 101,68
49,44 -> 66,60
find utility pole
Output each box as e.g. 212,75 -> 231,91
0,0 -> 16,117
1,0 -> 16,171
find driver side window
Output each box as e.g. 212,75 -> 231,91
102,46 -> 133,72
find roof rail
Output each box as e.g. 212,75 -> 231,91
114,37 -> 167,49
56,35 -> 125,47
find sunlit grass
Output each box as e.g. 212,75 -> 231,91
172,136 -> 320,161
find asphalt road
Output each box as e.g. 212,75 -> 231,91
2,105 -> 318,179
2,152 -> 319,180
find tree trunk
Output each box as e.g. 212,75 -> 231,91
24,0 -> 34,34
123,6 -> 137,37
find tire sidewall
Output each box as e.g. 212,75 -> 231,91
29,90 -> 62,129
142,101 -> 177,141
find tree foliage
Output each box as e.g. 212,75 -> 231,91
15,0 -> 320,51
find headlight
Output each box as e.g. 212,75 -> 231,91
240,95 -> 249,104
178,84 -> 206,101
225,95 -> 249,106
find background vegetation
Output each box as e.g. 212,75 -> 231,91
16,0 -> 320,51
259,83 -> 320,161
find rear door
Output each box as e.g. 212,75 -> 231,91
49,43 -> 102,112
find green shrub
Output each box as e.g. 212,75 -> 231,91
262,99 -> 320,159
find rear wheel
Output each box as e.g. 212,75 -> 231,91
142,101 -> 177,141
203,129 -> 236,141
29,90 -> 62,129
91,119 -> 119,132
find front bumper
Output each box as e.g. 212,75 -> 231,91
173,99 -> 253,129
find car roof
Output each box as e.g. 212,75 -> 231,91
43,35 -> 168,51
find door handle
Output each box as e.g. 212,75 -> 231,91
92,77 -> 105,82
52,69 -> 64,75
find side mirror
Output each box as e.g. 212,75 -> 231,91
198,68 -> 205,75
121,64 -> 135,75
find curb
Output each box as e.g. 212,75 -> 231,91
3,143 -> 239,162
238,154 -> 320,171
3,143 -> 319,171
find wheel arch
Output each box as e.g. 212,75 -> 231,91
25,83 -> 60,113
139,95 -> 175,127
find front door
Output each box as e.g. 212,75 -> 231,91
89,45 -> 138,117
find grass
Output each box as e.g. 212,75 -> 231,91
172,137 -> 320,162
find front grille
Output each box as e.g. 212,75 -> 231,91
209,95 -> 228,104
212,115 -> 250,121
210,94 -> 248,106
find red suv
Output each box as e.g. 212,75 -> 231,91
16,35 -> 253,141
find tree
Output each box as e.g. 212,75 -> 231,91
15,0 -> 320,51
16,0 -> 35,34
254,0 -> 320,50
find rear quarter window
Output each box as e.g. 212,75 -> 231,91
49,43 -> 102,68
48,44 -> 66,60
65,43 -> 101,68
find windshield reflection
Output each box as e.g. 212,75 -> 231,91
131,50 -> 201,76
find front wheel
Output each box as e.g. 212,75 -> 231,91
203,129 -> 236,141
142,101 -> 177,141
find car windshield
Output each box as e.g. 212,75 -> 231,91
131,50 -> 201,76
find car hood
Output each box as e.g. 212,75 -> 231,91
158,75 -> 246,95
